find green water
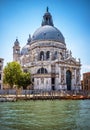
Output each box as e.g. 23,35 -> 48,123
0,100 -> 90,130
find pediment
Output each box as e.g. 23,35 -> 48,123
64,57 -> 77,65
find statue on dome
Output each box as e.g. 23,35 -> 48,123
46,7 -> 49,12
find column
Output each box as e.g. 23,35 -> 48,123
64,67 -> 67,89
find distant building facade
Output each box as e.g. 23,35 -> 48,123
83,72 -> 90,91
13,8 -> 81,91
81,80 -> 83,90
0,58 -> 4,89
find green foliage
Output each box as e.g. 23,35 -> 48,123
17,72 -> 31,89
3,61 -> 31,89
3,62 -> 22,88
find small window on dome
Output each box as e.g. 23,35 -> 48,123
58,34 -> 60,37
43,33 -> 46,39
44,32 -> 46,35
46,17 -> 48,21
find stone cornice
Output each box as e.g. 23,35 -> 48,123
30,40 -> 66,50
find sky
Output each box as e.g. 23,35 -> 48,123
0,0 -> 90,79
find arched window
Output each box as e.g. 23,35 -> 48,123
37,68 -> 48,74
54,51 -> 57,59
40,51 -> 44,60
60,52 -> 63,60
45,68 -> 48,73
41,67 -> 44,73
46,51 -> 50,60
37,69 -> 41,74
66,70 -> 72,90
32,78 -> 34,82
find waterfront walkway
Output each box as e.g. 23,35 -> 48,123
0,89 -> 90,101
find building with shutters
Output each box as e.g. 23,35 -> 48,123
83,72 -> 90,91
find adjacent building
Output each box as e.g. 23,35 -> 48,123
83,72 -> 90,91
81,80 -> 83,90
13,8 -> 81,91
0,58 -> 4,89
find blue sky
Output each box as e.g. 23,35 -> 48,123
0,0 -> 90,79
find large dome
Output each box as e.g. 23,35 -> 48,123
31,25 -> 65,43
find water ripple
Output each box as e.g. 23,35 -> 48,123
0,100 -> 90,130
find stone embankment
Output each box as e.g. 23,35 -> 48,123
0,90 -> 90,102
16,95 -> 90,100
0,95 -> 89,102
0,97 -> 16,102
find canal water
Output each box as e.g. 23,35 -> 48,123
0,100 -> 90,130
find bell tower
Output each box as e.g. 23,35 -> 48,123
13,38 -> 20,62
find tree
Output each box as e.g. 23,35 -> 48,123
17,72 -> 31,89
3,61 -> 32,89
3,62 -> 22,88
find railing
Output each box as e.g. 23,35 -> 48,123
0,89 -> 90,97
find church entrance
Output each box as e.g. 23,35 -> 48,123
51,78 -> 55,90
66,70 -> 72,90
52,86 -> 55,90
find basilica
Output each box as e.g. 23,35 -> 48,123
13,8 -> 81,91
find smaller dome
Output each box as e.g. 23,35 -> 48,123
21,44 -> 30,55
14,38 -> 19,46
27,34 -> 31,44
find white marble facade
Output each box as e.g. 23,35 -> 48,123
13,8 -> 81,90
